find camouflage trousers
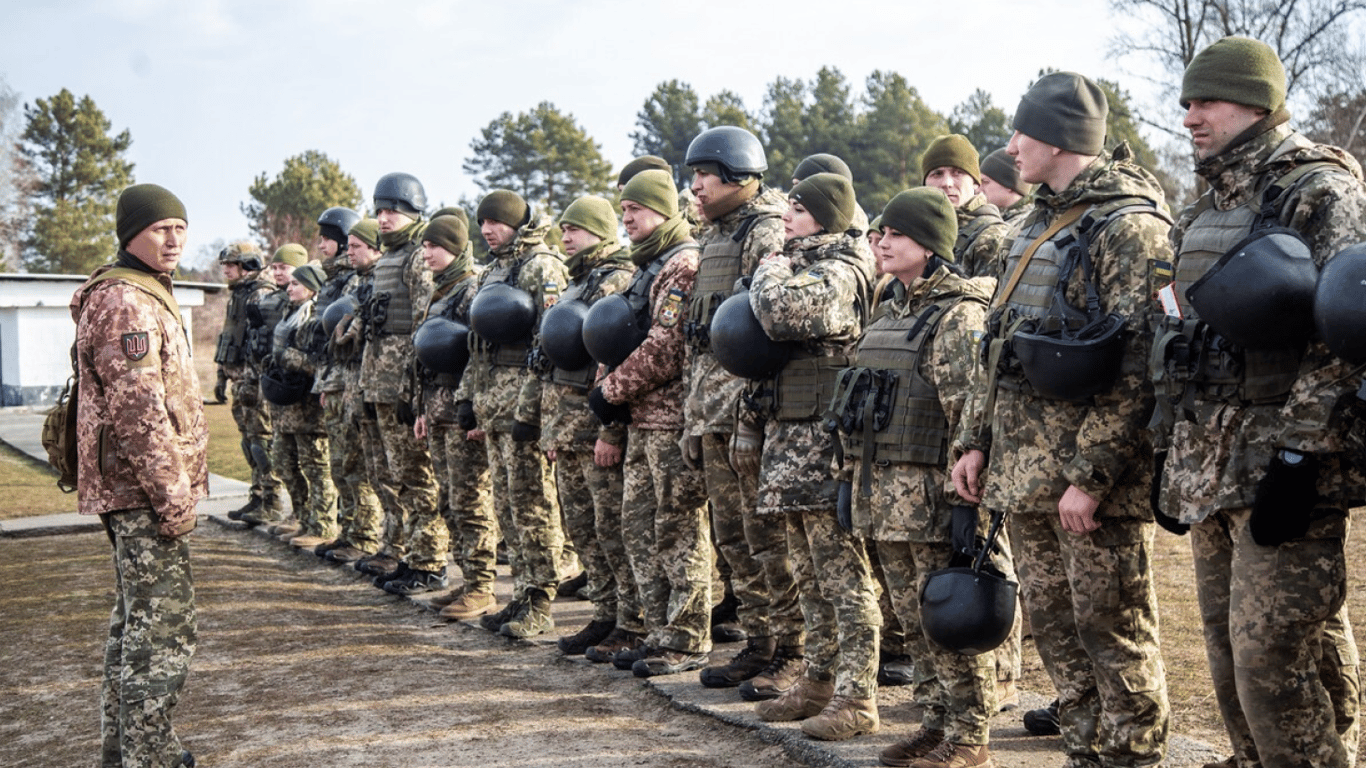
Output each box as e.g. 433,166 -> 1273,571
100,509 -> 196,768
357,411 -> 396,556
1009,512 -> 1169,768
1191,507 -> 1356,768
556,448 -> 625,623
371,402 -> 441,571
323,395 -> 381,551
868,543 -> 910,657
877,538 -> 994,744
230,378 -> 278,502
701,432 -> 800,645
271,430 -> 337,538
486,430 -> 563,596
993,524 -> 1023,684
428,423 -> 498,593
624,428 -> 712,653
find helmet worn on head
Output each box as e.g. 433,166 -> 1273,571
317,206 -> 361,244
413,316 -> 471,378
1314,242 -> 1366,365
373,172 -> 427,216
321,294 -> 357,337
260,365 -> 312,406
920,566 -> 1018,655
1012,313 -> 1127,401
685,126 -> 767,184
539,298 -> 593,370
582,294 -> 649,368
218,241 -> 263,271
1187,227 -> 1318,349
709,290 -> 792,380
469,282 -> 537,346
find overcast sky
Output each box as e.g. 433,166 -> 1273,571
3,0 -> 1163,267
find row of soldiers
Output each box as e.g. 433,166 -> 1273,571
212,36 -> 1366,768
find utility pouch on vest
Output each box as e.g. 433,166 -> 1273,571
42,372 -> 79,493
773,354 -> 854,422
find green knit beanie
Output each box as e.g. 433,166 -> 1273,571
1181,36 -> 1286,111
116,183 -> 187,248
292,262 -> 326,293
617,155 -> 671,187
920,135 -> 981,184
430,206 -> 470,226
349,218 -> 380,249
620,169 -> 679,217
423,214 -> 470,257
879,188 -> 957,261
869,215 -> 882,233
559,195 -> 619,241
792,153 -> 852,182
790,172 -> 855,234
981,148 -> 1034,196
1013,72 -> 1108,155
476,190 -> 530,229
272,243 -> 309,267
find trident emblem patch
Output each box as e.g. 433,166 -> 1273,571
121,332 -> 150,361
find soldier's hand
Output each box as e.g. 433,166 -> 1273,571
588,386 -> 631,426
729,420 -> 762,476
456,400 -> 477,431
414,415 -> 427,441
594,438 -> 623,468
952,450 -> 986,503
213,376 -> 228,404
158,512 -> 197,539
1058,485 -> 1102,534
679,434 -> 703,471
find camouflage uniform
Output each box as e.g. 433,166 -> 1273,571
269,298 -> 336,538
748,229 -> 879,699
953,193 -> 1011,279
72,263 -> 208,768
455,211 -> 569,598
330,264 -> 385,554
598,222 -> 710,652
538,240 -> 633,623
684,184 -> 794,645
843,268 -> 997,743
243,284 -> 291,521
215,270 -> 280,507
419,262 -> 498,594
1000,199 -> 1033,230
360,223 -> 439,568
957,144 -> 1172,767
1156,120 -> 1366,768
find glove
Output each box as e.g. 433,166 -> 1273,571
511,420 -> 541,442
1150,451 -> 1189,536
729,420 -> 762,476
213,372 -> 228,404
455,400 -> 477,431
587,386 -> 631,426
1250,449 -> 1319,546
396,401 -> 416,427
837,481 -> 853,532
679,434 -> 703,471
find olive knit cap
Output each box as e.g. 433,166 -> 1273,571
116,183 -> 187,248
292,262 -> 326,293
790,172 -> 855,234
617,155 -> 671,187
475,189 -> 530,229
430,206 -> 470,226
920,135 -> 981,184
620,169 -> 679,217
1181,36 -> 1286,111
559,196 -> 619,241
1013,72 -> 1108,155
981,147 -> 1034,195
792,153 -> 853,183
879,187 -> 958,261
349,218 -> 380,249
272,243 -> 309,267
423,214 -> 470,257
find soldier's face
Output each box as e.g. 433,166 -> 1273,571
878,227 -> 931,284
1183,99 -> 1265,160
125,218 -> 187,274
979,175 -> 1020,210
222,262 -> 244,282
782,200 -> 822,241
347,235 -> 381,269
286,277 -> 315,303
375,208 -> 413,233
690,169 -> 733,208
925,166 -> 978,208
270,262 -> 294,287
1007,131 -> 1059,186
481,220 -> 515,250
867,231 -> 883,272
316,236 -> 339,260
421,242 -> 457,273
620,200 -> 666,244
559,223 -> 602,257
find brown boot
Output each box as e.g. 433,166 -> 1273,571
907,741 -> 993,768
584,628 -> 644,663
289,534 -> 330,550
880,727 -> 947,767
995,680 -> 1019,712
801,694 -> 879,741
699,636 -> 776,688
739,645 -> 807,701
438,588 -> 497,621
754,674 -> 833,722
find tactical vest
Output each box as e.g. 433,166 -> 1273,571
771,352 -> 854,422
955,204 -> 1004,262
315,265 -> 355,317
368,241 -> 420,336
247,288 -> 290,365
214,277 -> 263,365
685,213 -> 777,350
472,253 -> 533,368
545,262 -> 631,392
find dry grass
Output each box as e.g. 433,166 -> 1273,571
0,440 -> 76,519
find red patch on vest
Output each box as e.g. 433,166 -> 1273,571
121,332 -> 150,361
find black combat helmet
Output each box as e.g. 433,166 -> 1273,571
413,316 -> 471,378
1187,227 -> 1319,349
582,294 -> 649,368
1314,242 -> 1366,365
685,126 -> 767,184
539,298 -> 593,371
321,294 -> 356,337
1011,313 -> 1128,402
260,365 -> 312,406
919,565 -> 1019,655
709,289 -> 792,380
373,172 -> 427,216
469,282 -> 537,346
317,206 -> 361,248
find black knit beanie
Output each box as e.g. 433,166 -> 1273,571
1013,72 -> 1108,155
981,148 -> 1033,196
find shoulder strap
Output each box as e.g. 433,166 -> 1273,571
991,204 -> 1088,309
85,267 -> 181,321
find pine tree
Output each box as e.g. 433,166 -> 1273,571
464,102 -> 613,215
241,150 -> 363,253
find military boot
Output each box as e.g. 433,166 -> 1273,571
879,727 -> 947,767
325,545 -> 370,564
710,590 -> 745,644
739,645 -> 807,701
499,588 -> 554,638
354,552 -> 399,577
384,567 -> 448,596
227,496 -> 261,521
1022,699 -> 1060,736
480,595 -> 526,632
700,635 -> 776,687
905,741 -> 992,768
801,694 -> 879,741
239,495 -> 284,527
754,674 -> 833,722
558,619 -> 616,656
584,628 -> 644,663
438,588 -> 497,621
373,561 -> 410,588
878,652 -> 915,687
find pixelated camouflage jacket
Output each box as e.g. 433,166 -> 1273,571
314,268 -> 365,395
683,185 -> 788,436
361,236 -> 433,404
70,263 -> 209,528
749,229 -> 874,357
956,192 -> 1011,280
956,143 -> 1171,517
1162,122 -> 1366,518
